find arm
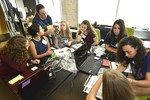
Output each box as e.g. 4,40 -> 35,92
54,37 -> 60,49
92,37 -> 98,46
76,34 -> 82,42
128,72 -> 150,88
43,28 -> 54,36
116,65 -> 127,72
105,44 -> 117,53
42,36 -> 53,56
86,75 -> 103,100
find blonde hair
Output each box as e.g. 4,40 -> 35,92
102,69 -> 136,100
59,21 -> 72,39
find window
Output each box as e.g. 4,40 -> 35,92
78,0 -> 118,25
117,0 -> 150,29
39,0 -> 61,23
78,0 -> 150,29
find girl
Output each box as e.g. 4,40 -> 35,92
77,20 -> 98,48
28,24 -> 53,59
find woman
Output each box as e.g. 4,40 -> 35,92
86,69 -> 136,100
28,24 -> 53,59
104,19 -> 127,61
116,36 -> 150,96
76,20 -> 98,48
54,21 -> 73,49
0,35 -> 40,79
32,4 -> 54,43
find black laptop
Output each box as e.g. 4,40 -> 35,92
73,43 -> 102,75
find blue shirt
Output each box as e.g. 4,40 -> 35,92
32,15 -> 52,31
131,51 -> 150,80
31,36 -> 48,55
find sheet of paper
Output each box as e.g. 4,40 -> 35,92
83,75 -> 102,99
47,25 -> 53,30
8,75 -> 24,85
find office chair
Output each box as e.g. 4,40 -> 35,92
138,95 -> 150,100
126,27 -> 134,36
94,28 -> 101,43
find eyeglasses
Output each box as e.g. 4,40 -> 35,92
40,12 -> 47,15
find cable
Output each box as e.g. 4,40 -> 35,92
69,71 -> 79,100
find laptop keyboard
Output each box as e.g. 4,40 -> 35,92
80,55 -> 102,74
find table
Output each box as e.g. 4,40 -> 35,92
45,72 -> 88,100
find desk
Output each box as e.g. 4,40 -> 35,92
1,46 -> 104,100
45,72 -> 88,100
19,69 -> 71,100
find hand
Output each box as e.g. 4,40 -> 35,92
66,41 -> 72,46
47,28 -> 55,34
45,50 -> 53,56
32,59 -> 40,64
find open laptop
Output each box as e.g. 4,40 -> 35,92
73,43 -> 102,75
8,66 -> 49,93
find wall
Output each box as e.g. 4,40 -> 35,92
61,0 -> 78,27
0,5 -> 9,35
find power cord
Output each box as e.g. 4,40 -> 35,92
70,71 -> 79,100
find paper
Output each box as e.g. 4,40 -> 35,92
47,25 -> 53,30
31,66 -> 38,71
8,75 -> 24,85
83,75 -> 102,99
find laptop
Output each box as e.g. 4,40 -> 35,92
8,66 -> 49,93
73,43 -> 102,75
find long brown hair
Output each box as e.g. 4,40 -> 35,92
117,36 -> 146,68
109,19 -> 127,44
0,35 -> 29,64
78,20 -> 96,36
102,69 -> 136,100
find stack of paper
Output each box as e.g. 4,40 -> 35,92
83,75 -> 102,99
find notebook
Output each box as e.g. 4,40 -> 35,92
73,43 -> 102,75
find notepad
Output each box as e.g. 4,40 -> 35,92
47,25 -> 53,30
8,75 -> 24,85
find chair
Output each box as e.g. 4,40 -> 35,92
138,95 -> 150,100
94,28 -> 101,43
126,27 -> 134,36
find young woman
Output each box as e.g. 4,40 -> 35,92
116,36 -> 150,96
28,24 -> 53,60
32,4 -> 54,43
86,69 -> 136,100
104,19 -> 127,61
54,21 -> 73,49
76,20 -> 98,48
0,35 -> 40,79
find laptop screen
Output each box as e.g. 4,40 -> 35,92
73,43 -> 89,67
